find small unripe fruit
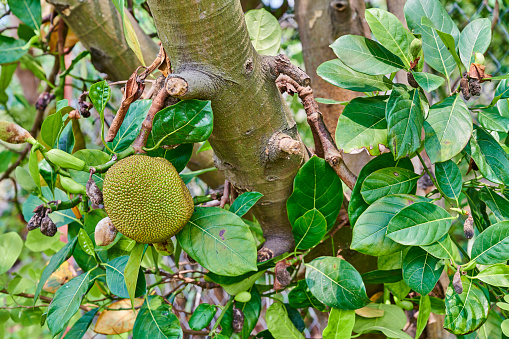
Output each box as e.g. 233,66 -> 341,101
94,217 -> 118,246
60,176 -> 86,195
235,291 -> 252,303
410,39 -> 422,59
46,149 -> 86,171
474,52 -> 485,65
0,121 -> 35,144
396,300 -> 413,311
153,240 -> 174,256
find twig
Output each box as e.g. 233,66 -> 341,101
0,26 -> 17,34
0,10 -> 10,20
0,289 -> 90,311
182,328 -> 210,336
220,180 -> 230,208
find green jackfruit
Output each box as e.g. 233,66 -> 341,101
102,155 -> 194,244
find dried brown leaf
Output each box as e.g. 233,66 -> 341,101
94,298 -> 144,335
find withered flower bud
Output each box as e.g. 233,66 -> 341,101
274,260 -> 291,290
460,73 -> 470,100
40,209 -> 57,237
95,217 -> 118,246
464,213 -> 474,239
469,78 -> 482,97
407,72 -> 419,88
453,269 -> 463,294
35,92 -> 55,111
27,213 -> 43,231
86,173 -> 103,205
232,306 -> 244,333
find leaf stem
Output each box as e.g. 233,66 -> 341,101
209,297 -> 234,337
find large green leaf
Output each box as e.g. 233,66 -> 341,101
365,9 -> 412,68
105,255 -> 147,299
468,126 -> 509,185
0,232 -> 23,274
474,264 -> 509,287
402,247 -> 443,295
361,269 -> 403,284
416,295 -> 431,338
471,221 -> 509,265
7,0 -> 41,31
387,202 -> 454,246
444,277 -> 489,334
230,192 -> 263,217
351,194 -> 428,256
111,0 -> 144,64
176,207 -> 257,276
404,0 -> 459,75
305,256 -> 369,310
479,187 -> 509,222
335,96 -> 388,156
107,100 -> 151,153
360,167 -> 419,204
266,302 -> 304,339
41,111 -> 63,149
317,59 -> 393,93
420,234 -> 457,260
64,308 -> 98,339
458,19 -> 491,69
151,100 -> 213,147
293,209 -> 327,250
0,36 -> 28,64
145,140 -> 193,173
478,107 -> 509,133
34,237 -> 78,302
331,35 -> 405,75
411,72 -> 445,92
323,309 -> 355,339
125,243 -> 145,307
353,303 -> 408,334
386,86 -> 424,160
424,94 -> 472,163
133,296 -> 182,339
435,160 -> 462,201
189,304 -> 216,330
245,8 -> 282,55
47,271 -> 92,335
288,280 -> 326,311
220,287 -> 262,338
348,154 -> 414,227
287,155 -> 343,230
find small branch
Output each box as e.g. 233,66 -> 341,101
182,328 -> 210,336
220,180 -> 230,208
0,289 -> 90,311
267,54 -> 310,87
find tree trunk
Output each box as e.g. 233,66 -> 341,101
147,0 -> 306,258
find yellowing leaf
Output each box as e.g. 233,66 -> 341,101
94,298 -> 144,335
43,261 -> 77,293
355,305 -> 385,318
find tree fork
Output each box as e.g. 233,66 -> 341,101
148,0 -> 307,258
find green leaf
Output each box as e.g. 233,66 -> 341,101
331,35 -> 405,75
474,264 -> 509,287
41,111 -> 64,149
315,98 -> 347,105
151,100 -> 213,147
435,160 -> 462,201
77,229 -> 95,257
444,276 -> 489,334
245,8 -> 282,55
416,295 -> 431,338
220,286 -> 262,338
323,309 -> 355,339
111,0 -> 145,64
64,308 -> 98,339
107,100 -> 152,153
404,0 -> 459,75
0,63 -> 17,104
335,96 -> 388,156
468,125 -> 509,185
0,232 -> 23,274
189,303 -> 216,330
34,237 -> 78,303
89,80 -> 111,147
125,243 -> 145,307
411,72 -> 445,92
386,86 -> 424,160
176,207 -> 257,276
420,234 -> 457,260
196,140 -> 212,153
146,142 -> 193,173
7,0 -> 41,31
424,93 -> 472,163
353,303 -> 408,333
266,302 -> 305,339
360,167 -> 419,204
0,36 -> 28,64
361,269 -> 403,284
15,166 -> 38,193
478,107 -> 509,133
495,79 -> 509,100
230,192 -> 263,217
348,153 -> 414,226
317,59 -> 393,92
402,247 -> 443,295
105,255 -> 147,299
58,123 -> 75,154
479,187 -> 509,222
293,209 -> 327,250
458,18 -> 491,69
69,149 -> 111,190
22,187 -> 77,227
471,221 -> 509,265
288,280 -> 326,311
365,9 -> 412,68
465,188 -> 490,232
133,296 -> 182,338
287,156 -> 343,230
387,202 -> 454,246
47,271 -> 92,335
305,256 -> 369,310
351,194 -> 428,256
28,148 -> 41,190
180,167 -> 217,184
25,228 -> 61,252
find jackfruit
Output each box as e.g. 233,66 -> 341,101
102,155 -> 194,244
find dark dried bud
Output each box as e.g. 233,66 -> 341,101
407,72 -> 419,88
257,247 -> 274,262
186,253 -> 197,264
274,260 -> 291,290
35,92 -> 55,111
78,101 -> 93,118
86,176 -> 103,205
469,78 -> 482,96
460,73 -> 470,100
453,270 -> 463,294
232,306 -> 244,333
464,213 -> 474,239
27,213 -> 43,231
40,209 -> 57,237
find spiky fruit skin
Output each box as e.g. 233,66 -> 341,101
103,155 -> 193,244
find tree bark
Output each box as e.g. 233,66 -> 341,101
147,0 -> 306,258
